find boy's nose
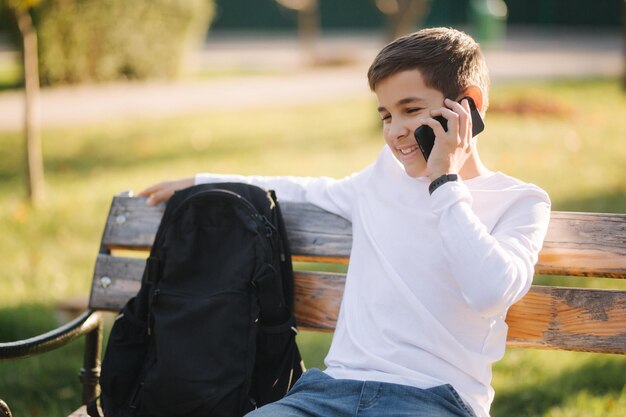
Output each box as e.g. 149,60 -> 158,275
388,121 -> 410,141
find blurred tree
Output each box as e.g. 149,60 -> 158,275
33,0 -> 214,85
622,0 -> 626,91
1,0 -> 45,205
374,0 -> 432,41
275,0 -> 319,57
0,0 -> 215,204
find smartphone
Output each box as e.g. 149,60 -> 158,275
413,96 -> 485,161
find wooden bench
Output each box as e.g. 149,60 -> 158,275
1,191 -> 625,417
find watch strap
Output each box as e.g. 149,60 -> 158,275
428,173 -> 459,195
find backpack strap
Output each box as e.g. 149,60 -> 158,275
86,398 -> 103,417
144,256 -> 161,286
268,190 -> 296,313
255,263 -> 287,326
255,189 -> 295,327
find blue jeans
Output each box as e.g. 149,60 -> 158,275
246,369 -> 477,417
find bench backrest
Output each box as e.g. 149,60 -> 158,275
89,194 -> 626,354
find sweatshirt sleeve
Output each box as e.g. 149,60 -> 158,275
194,172 -> 365,221
430,180 -> 551,318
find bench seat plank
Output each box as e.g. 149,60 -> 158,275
102,197 -> 626,278
90,254 -> 626,354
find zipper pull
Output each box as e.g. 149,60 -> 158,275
260,215 -> 276,238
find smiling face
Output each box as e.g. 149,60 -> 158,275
375,69 -> 446,177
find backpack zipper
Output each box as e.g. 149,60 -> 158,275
177,190 -> 269,233
152,189 -> 265,249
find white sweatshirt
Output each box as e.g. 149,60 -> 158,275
195,145 -> 551,417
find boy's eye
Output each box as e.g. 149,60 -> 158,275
381,114 -> 391,122
407,108 -> 422,114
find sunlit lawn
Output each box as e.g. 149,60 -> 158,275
0,77 -> 625,416
0,57 -> 21,91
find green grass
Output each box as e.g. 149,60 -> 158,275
491,349 -> 626,417
0,57 -> 21,91
483,78 -> 626,211
0,77 -> 625,416
0,305 -> 86,416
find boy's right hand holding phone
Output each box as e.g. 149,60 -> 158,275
415,97 -> 484,182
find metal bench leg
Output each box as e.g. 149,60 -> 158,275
79,312 -> 103,405
0,400 -> 13,417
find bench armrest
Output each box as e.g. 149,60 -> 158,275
0,309 -> 104,407
0,309 -> 102,360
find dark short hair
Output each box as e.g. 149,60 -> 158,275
367,27 -> 490,112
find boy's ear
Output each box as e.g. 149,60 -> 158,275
461,85 -> 483,112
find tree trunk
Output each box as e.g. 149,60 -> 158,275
623,0 -> 625,90
275,0 -> 319,61
297,1 -> 319,60
376,0 -> 431,42
391,0 -> 431,41
15,6 -> 45,205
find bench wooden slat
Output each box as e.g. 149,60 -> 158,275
89,254 -> 145,310
101,197 -> 626,278
544,211 -> 626,252
102,197 -> 353,261
536,248 -> 626,278
292,271 -> 345,331
102,196 -> 165,250
90,254 -> 626,354
506,286 -> 626,354
537,211 -> 626,278
281,201 -> 353,262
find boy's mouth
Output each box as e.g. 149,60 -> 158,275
398,145 -> 418,155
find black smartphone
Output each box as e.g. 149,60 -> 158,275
413,96 -> 485,161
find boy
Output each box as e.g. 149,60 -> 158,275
139,27 -> 551,417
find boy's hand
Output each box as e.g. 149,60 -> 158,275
138,177 -> 195,206
422,98 -> 475,181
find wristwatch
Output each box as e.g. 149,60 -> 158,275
428,174 -> 458,195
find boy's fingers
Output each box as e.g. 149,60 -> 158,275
146,189 -> 171,206
442,99 -> 471,142
416,118 -> 443,137
460,97 -> 471,112
445,98 -> 471,118
138,182 -> 165,197
140,177 -> 193,205
431,108 -> 459,138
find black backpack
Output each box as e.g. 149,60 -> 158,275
91,183 -> 304,417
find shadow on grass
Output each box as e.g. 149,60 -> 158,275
491,354 -> 626,417
0,97 -> 383,184
0,136 -> 205,184
0,80 -> 21,92
4,124 -> 288,184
